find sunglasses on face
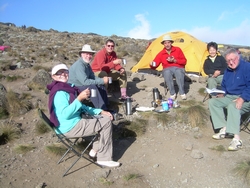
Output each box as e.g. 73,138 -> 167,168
106,45 -> 114,48
55,70 -> 69,75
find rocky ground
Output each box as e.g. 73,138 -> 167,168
1,23 -> 250,188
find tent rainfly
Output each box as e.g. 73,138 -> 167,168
131,31 -> 209,76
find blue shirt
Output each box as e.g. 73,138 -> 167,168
222,59 -> 250,101
53,90 -> 102,134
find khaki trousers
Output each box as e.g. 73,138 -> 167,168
64,115 -> 113,161
94,70 -> 127,88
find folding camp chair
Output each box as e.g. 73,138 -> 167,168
37,108 -> 102,177
240,112 -> 250,134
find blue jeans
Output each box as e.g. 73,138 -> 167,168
162,67 -> 185,95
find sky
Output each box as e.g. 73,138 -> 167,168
0,0 -> 250,46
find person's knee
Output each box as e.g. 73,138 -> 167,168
97,71 -> 108,78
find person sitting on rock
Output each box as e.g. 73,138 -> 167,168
91,39 -> 129,101
68,44 -> 109,110
47,63 -> 120,167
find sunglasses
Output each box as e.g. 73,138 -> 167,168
107,45 -> 114,48
55,70 -> 69,75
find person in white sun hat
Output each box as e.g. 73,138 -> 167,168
150,34 -> 187,100
68,44 -> 110,110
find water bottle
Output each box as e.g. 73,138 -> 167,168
168,98 -> 173,108
125,97 -> 133,115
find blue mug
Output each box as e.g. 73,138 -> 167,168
162,101 -> 169,111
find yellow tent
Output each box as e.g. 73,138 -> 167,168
131,31 -> 209,76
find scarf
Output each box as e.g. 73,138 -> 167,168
47,81 -> 80,127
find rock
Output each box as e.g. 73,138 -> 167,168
190,149 -> 204,159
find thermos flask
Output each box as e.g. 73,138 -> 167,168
153,87 -> 160,102
125,97 -> 133,115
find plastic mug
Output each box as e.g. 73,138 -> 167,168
91,89 -> 97,97
162,101 -> 169,111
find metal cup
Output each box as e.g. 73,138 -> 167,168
152,61 -> 156,67
122,58 -> 127,65
108,77 -> 112,84
91,89 -> 97,97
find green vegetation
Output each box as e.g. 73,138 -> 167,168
46,144 -> 68,156
0,122 -> 21,144
14,144 -> 36,154
209,145 -> 226,152
233,160 -> 250,185
99,177 -> 114,186
123,173 -> 141,181
35,120 -> 51,135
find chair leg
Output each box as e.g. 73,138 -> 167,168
62,134 -> 102,177
241,116 -> 250,134
57,138 -> 79,164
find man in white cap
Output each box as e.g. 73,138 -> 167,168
68,44 -> 110,110
150,34 -> 187,100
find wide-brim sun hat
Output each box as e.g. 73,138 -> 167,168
51,63 -> 68,75
79,44 -> 96,55
161,34 -> 174,44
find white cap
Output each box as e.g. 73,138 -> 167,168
51,64 -> 68,75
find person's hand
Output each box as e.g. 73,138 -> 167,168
103,76 -> 109,84
100,110 -> 113,120
167,56 -> 176,63
119,68 -> 125,75
113,59 -> 122,65
213,70 -> 221,78
233,97 -> 244,110
77,88 -> 90,101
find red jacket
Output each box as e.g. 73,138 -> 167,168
152,46 -> 187,69
91,48 -> 123,73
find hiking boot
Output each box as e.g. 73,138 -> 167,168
212,128 -> 226,140
228,138 -> 242,151
180,94 -> 187,100
97,161 -> 120,168
170,94 -> 176,100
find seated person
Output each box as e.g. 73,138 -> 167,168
47,63 -> 120,167
209,48 -> 250,151
91,39 -> 129,100
68,44 -> 109,110
203,42 -> 227,89
150,34 -> 187,100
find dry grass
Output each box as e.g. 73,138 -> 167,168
123,173 -> 141,181
99,177 -> 114,186
209,145 -> 226,152
45,144 -> 67,156
152,112 -> 170,125
32,65 -> 51,72
5,90 -> 32,116
125,118 -> 147,137
233,160 -> 250,185
176,103 -> 208,127
35,120 -> 51,135
198,87 -> 206,96
6,75 -> 24,82
0,121 -> 21,144
14,144 -> 36,154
